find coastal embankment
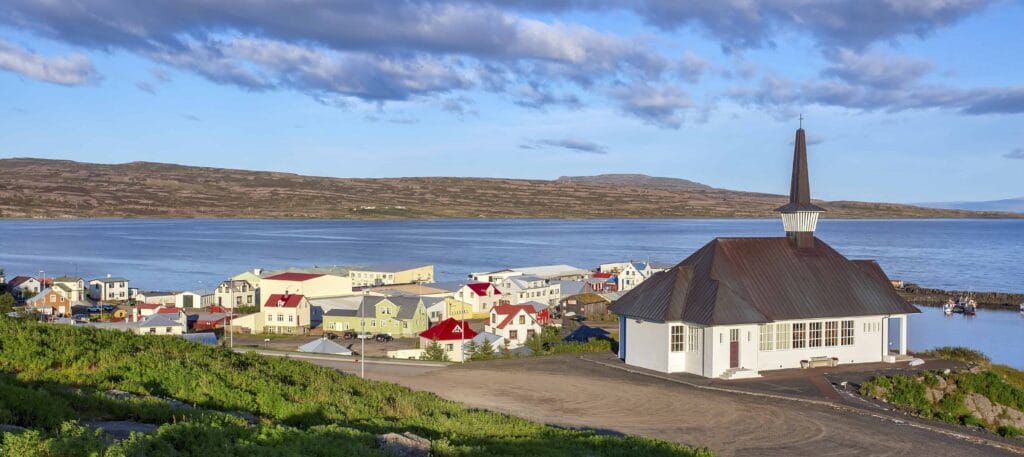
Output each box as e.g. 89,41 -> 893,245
900,284 -> 1024,310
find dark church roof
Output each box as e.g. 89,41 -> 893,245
609,237 -> 919,325
776,128 -> 826,213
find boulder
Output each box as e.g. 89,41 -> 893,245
377,432 -> 432,457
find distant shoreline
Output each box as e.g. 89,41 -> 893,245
900,285 -> 1024,310
1,215 -> 1022,222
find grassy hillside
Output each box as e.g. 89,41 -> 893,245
0,158 -> 1015,219
0,318 -> 708,456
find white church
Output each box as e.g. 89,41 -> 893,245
610,127 -> 920,379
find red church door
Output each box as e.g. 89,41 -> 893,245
729,329 -> 739,368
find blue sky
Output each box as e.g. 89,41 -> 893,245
1,1 -> 1022,203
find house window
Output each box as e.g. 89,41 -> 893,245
247,296 -> 253,304
370,319 -> 376,327
670,325 -> 686,352
792,323 -> 806,348
527,329 -> 535,338
824,321 -> 838,347
288,315 -> 294,322
518,315 -> 525,325
491,314 -> 496,324
445,344 -> 453,351
841,320 -> 855,346
809,322 -> 823,347
277,314 -> 283,322
759,324 -> 774,351
165,327 -> 172,333
776,323 -> 792,350
236,296 -> 242,305
403,321 -> 408,328
328,322 -> 335,330
687,326 -> 698,352
509,330 -> 518,340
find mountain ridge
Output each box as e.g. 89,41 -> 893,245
0,157 -> 1018,220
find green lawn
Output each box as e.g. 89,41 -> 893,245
0,318 -> 709,456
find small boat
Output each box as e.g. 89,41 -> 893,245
1019,303 -> 1023,313
961,296 -> 977,316
943,298 -> 955,315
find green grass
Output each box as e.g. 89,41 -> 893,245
916,346 -> 990,365
0,318 -> 709,456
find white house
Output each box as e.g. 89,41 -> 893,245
135,291 -> 202,308
214,279 -> 258,308
611,128 -> 920,379
52,276 -> 86,302
419,318 -> 478,362
598,261 -> 667,291
349,263 -> 434,287
88,276 -> 130,301
469,264 -> 590,283
450,282 -> 503,317
493,275 -> 561,307
484,303 -> 545,349
8,276 -> 41,298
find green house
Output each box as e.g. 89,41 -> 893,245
322,296 -> 428,337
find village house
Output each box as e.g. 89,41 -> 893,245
349,263 -> 434,288
214,279 -> 258,308
88,276 -> 130,301
469,264 -> 590,283
584,273 -> 618,293
419,318 -> 478,362
424,296 -> 474,323
611,128 -> 920,379
598,261 -> 666,291
187,311 -> 230,332
259,294 -> 313,334
85,311 -> 187,336
492,275 -> 561,307
9,276 -> 41,298
561,293 -> 612,318
322,295 -> 429,337
26,287 -> 73,316
232,269 -> 265,289
446,282 -> 503,317
134,291 -> 202,308
260,272 -> 353,299
484,302 -> 549,349
52,276 -> 85,302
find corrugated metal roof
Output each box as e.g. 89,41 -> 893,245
611,237 -> 919,325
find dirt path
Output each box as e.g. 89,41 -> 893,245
382,356 -> 1016,457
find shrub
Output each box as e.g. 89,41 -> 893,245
998,425 -> 1024,438
918,347 -> 990,365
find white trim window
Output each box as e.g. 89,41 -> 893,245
759,324 -> 774,351
792,323 -> 806,349
841,320 -> 855,346
808,322 -> 823,348
687,325 -> 698,353
775,323 -> 792,350
824,321 -> 838,347
670,325 -> 686,352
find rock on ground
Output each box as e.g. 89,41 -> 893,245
377,432 -> 431,457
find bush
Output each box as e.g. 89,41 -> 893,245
918,347 -> 990,365
998,425 -> 1024,438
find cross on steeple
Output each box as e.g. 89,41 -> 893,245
799,114 -> 803,129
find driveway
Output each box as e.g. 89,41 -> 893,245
372,355 -> 1019,457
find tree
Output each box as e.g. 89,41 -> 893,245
420,338 -> 448,362
0,292 -> 15,314
470,338 -> 496,361
464,340 -> 479,360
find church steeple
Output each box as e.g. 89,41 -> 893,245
777,125 -> 825,248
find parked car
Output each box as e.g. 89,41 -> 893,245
355,332 -> 374,340
100,305 -> 115,312
86,306 -> 101,313
374,333 -> 393,342
341,330 -> 357,340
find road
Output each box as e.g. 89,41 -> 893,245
266,350 -> 1020,457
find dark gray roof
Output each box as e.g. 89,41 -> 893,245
322,295 -> 422,320
388,296 -> 424,319
610,237 -> 919,325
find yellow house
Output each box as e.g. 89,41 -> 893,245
260,272 -> 353,299
424,297 -> 474,323
322,296 -> 428,337
349,264 -> 434,287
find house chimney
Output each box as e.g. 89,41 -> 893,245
776,125 -> 826,249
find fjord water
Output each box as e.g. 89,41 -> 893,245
1,218 -> 1021,366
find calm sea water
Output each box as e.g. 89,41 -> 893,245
902,306 -> 1024,369
1,218 -> 1021,366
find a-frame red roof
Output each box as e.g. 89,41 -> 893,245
419,318 -> 478,341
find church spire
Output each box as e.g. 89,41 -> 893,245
777,125 -> 825,248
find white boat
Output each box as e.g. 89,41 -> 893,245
943,298 -> 955,315
1019,303 -> 1024,313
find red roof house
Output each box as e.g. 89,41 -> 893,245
466,282 -> 500,296
264,272 -> 323,282
419,318 -> 478,341
264,294 -> 306,308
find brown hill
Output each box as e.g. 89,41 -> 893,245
0,158 -> 1016,219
